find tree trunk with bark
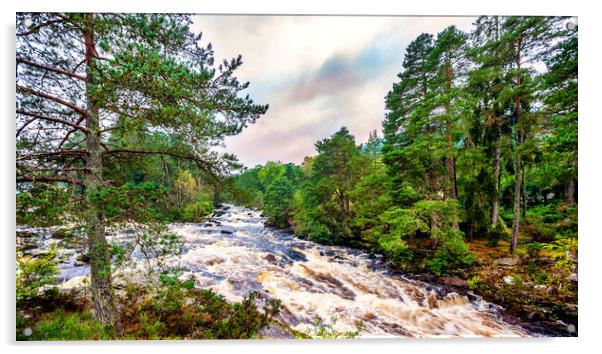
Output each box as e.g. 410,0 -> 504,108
491,139 -> 501,227
83,14 -> 119,330
510,37 -> 523,254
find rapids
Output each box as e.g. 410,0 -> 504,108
17,204 -> 531,338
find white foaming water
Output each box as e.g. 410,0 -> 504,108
171,205 -> 527,338
18,204 -> 529,338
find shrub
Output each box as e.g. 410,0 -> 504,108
298,316 -> 362,339
118,277 -> 282,339
16,247 -> 60,304
182,200 -> 214,222
467,275 -> 482,290
487,221 -> 509,247
26,309 -> 112,340
377,233 -> 413,265
542,237 -> 577,273
427,236 -> 475,276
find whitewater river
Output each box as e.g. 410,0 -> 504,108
17,204 -> 531,338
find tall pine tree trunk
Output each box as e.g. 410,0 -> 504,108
491,137 -> 501,227
510,38 -> 523,254
83,14 -> 118,329
510,129 -> 523,253
444,64 -> 459,230
565,159 -> 577,204
565,179 -> 576,204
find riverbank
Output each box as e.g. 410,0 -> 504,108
279,220 -> 578,337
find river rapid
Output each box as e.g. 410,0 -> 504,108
17,204 -> 532,338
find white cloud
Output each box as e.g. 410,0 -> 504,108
192,15 -> 476,167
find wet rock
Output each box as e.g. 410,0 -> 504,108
414,273 -> 436,282
206,257 -> 225,266
76,253 -> 91,263
258,324 -> 296,339
527,311 -> 542,321
298,264 -> 355,300
30,249 -> 50,257
439,277 -> 468,287
360,312 -> 377,321
52,228 -> 75,239
16,230 -> 36,239
283,249 -> 307,263
220,227 -> 234,234
503,275 -> 515,284
264,254 -> 278,265
568,272 -> 578,282
19,242 -> 38,251
494,257 -> 520,266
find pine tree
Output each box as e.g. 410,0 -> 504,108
16,13 -> 267,328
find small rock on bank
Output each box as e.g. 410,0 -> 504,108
494,257 -> 520,266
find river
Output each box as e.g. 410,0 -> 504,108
17,204 -> 532,338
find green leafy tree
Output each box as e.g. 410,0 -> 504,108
264,176 -> 295,227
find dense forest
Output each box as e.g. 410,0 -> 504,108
16,14 -> 577,340
229,16 -> 577,331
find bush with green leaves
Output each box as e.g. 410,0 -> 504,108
118,276 -> 282,339
16,246 -> 60,304
542,237 -> 577,273
427,236 -> 475,276
182,200 -> 214,222
297,316 -> 362,339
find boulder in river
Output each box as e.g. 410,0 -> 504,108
220,228 -> 234,235
264,254 -> 278,265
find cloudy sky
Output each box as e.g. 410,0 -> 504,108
192,16 -> 476,167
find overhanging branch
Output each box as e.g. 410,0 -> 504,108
17,86 -> 86,116
16,109 -> 89,133
16,175 -> 83,186
17,57 -> 87,81
17,150 -> 87,162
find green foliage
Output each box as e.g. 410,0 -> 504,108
16,185 -> 74,226
467,275 -> 482,290
487,221 -> 510,247
542,238 -> 577,272
427,236 -> 475,276
89,182 -> 170,222
16,247 -> 60,304
118,280 -> 282,339
25,309 -> 113,340
298,317 -> 362,339
264,176 -> 295,228
182,200 -> 214,222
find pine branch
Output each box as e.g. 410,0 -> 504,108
16,18 -> 64,36
17,150 -> 87,162
16,86 -> 86,116
16,175 -> 83,186
17,56 -> 87,81
16,109 -> 89,132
